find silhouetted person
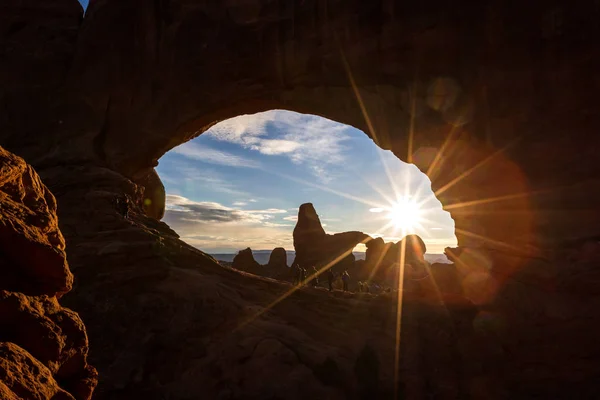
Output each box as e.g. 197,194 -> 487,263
116,194 -> 130,219
296,265 -> 303,286
327,269 -> 335,292
311,266 -> 319,287
342,270 -> 350,292
291,262 -> 300,285
301,267 -> 307,285
358,281 -> 363,293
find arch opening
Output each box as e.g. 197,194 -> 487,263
156,110 -> 458,271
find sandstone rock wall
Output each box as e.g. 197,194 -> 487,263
2,0 -> 599,253
0,146 -> 97,399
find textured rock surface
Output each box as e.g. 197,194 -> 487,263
0,147 -> 97,399
0,148 -> 72,297
0,1 -> 599,398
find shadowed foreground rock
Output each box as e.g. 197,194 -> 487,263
0,147 -> 97,399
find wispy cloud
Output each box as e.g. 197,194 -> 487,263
172,142 -> 261,168
232,201 -> 247,206
369,208 -> 385,213
164,194 -> 294,252
205,110 -> 352,182
166,195 -> 286,224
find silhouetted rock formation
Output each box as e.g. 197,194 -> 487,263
293,203 -> 369,272
0,147 -> 97,400
232,248 -> 260,272
268,247 -> 288,269
365,238 -> 399,273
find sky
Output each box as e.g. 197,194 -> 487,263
78,0 -> 88,11
156,110 -> 457,254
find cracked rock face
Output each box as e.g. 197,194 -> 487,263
0,146 -> 97,399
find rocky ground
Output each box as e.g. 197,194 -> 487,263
1,150 -> 599,399
37,166 -> 597,399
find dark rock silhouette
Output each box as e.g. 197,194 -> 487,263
267,247 -> 288,269
232,247 -> 260,272
229,248 -> 292,283
0,147 -> 97,400
293,203 -> 369,272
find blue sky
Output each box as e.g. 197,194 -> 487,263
156,110 -> 457,253
78,0 -> 88,11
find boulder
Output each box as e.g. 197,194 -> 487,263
0,147 -> 97,400
0,342 -> 75,400
0,147 -> 72,297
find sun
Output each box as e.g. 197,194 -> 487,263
387,196 -> 423,233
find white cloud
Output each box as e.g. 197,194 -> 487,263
165,195 -> 286,225
232,201 -> 247,206
283,216 -> 298,222
205,110 -> 352,182
172,142 -> 261,168
369,208 -> 385,213
430,227 -> 444,230
164,194 -> 294,252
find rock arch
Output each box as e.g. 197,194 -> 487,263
4,0 -> 599,258
2,1 -> 600,397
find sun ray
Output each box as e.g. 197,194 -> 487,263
263,167 -> 388,210
454,228 -> 541,257
366,242 -> 392,283
426,124 -> 461,179
434,138 -> 520,198
338,45 -> 405,209
407,83 -> 417,165
235,235 -> 375,332
443,186 -> 559,210
393,238 -> 407,399
346,164 -> 397,206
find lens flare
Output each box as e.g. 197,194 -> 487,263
387,196 -> 423,232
